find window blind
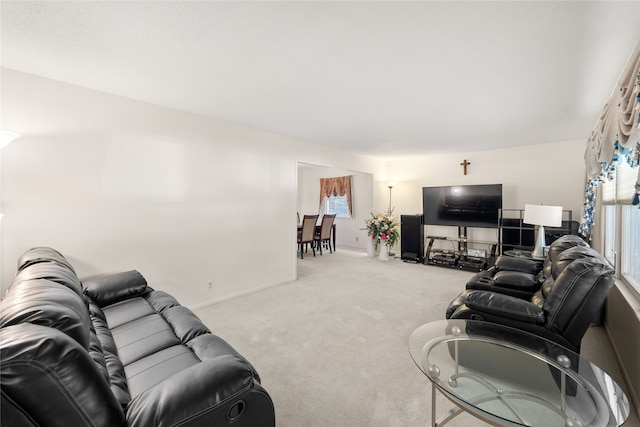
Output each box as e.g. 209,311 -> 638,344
601,160 -> 639,205
616,160 -> 638,204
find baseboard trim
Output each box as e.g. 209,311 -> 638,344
188,280 -> 288,311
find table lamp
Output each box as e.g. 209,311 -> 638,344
523,204 -> 563,260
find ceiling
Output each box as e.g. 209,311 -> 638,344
1,1 -> 639,159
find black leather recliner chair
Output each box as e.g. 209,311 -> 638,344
462,235 -> 589,299
446,240 -> 615,354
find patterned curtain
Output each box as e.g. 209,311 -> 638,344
580,40 -> 640,238
319,176 -> 352,215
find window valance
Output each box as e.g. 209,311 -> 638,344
319,176 -> 353,215
580,40 -> 640,237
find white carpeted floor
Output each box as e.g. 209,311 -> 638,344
194,248 -> 639,427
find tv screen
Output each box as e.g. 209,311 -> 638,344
422,184 -> 503,228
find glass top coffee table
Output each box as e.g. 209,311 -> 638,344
409,320 -> 629,427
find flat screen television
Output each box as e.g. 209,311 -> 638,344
422,184 -> 503,228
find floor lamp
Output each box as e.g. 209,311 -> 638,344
523,204 -> 563,260
387,181 -> 396,215
387,181 -> 397,256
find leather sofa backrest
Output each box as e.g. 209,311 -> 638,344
550,246 -> 600,279
546,235 -> 589,263
15,261 -> 84,297
542,253 -> 614,348
539,235 -> 591,289
17,246 -> 76,273
541,246 -> 606,298
0,279 -> 91,349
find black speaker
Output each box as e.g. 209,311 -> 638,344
401,215 -> 424,262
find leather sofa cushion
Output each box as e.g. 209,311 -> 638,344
83,270 -> 149,307
466,269 -> 538,300
0,323 -> 125,427
493,255 -> 540,275
492,271 -> 538,291
0,279 -> 91,349
109,310 -> 181,366
465,291 -> 546,324
17,246 -> 77,273
125,354 -> 257,427
102,297 -> 157,329
125,344 -> 201,397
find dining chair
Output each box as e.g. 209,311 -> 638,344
314,214 -> 336,255
298,215 -> 319,259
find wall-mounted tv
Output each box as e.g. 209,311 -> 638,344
422,184 -> 503,228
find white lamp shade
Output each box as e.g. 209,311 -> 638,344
523,204 -> 563,227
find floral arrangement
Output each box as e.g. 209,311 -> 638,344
365,212 -> 399,249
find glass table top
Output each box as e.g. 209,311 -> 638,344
409,320 -> 629,427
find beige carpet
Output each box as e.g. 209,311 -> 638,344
194,248 -> 639,427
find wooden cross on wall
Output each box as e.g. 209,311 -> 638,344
460,159 -> 471,175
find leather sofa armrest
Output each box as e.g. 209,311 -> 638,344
494,255 -> 540,275
465,270 -> 495,290
82,270 -> 148,307
126,356 -> 259,427
465,291 -> 545,324
492,271 -> 539,292
445,290 -> 472,319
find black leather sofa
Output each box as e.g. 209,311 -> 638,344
1,247 -> 276,427
446,236 -> 615,353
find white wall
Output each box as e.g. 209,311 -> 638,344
381,142 -> 586,246
0,69 -> 383,306
297,165 -> 374,250
1,69 -> 588,307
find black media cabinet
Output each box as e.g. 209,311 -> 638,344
424,227 -> 497,272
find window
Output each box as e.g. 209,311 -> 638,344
319,176 -> 353,218
621,205 -> 639,289
601,158 -> 640,294
323,195 -> 350,218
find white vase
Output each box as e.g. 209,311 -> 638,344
366,237 -> 375,257
378,242 -> 389,261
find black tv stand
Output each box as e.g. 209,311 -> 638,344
424,227 -> 497,272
